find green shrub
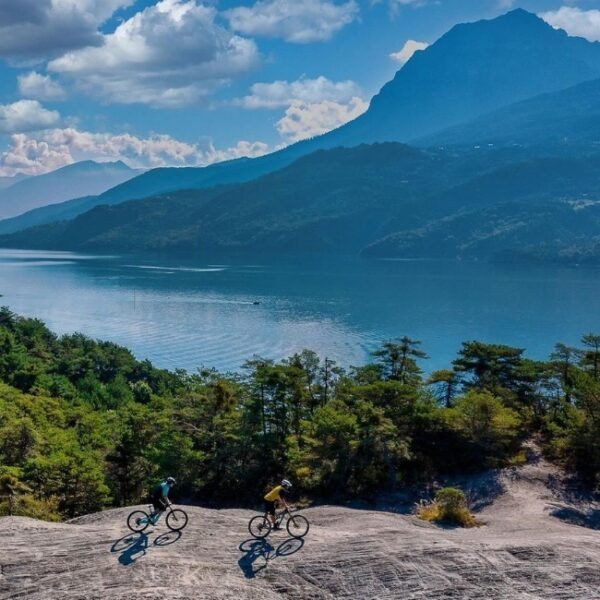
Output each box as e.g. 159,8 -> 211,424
417,487 -> 479,527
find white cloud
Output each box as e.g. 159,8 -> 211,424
237,76 -> 362,109
276,97 -> 368,142
225,0 -> 359,43
389,39 -> 428,64
0,100 -> 61,134
0,128 -> 271,176
383,0 -> 426,14
203,140 -> 271,164
48,0 -> 260,107
541,7 -> 600,42
0,0 -> 134,61
18,72 -> 67,101
235,76 -> 367,143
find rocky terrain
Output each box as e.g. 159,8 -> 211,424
1,449 -> 599,599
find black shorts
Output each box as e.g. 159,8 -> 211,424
152,497 -> 168,512
264,500 -> 277,516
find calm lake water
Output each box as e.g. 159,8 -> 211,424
1,248 -> 599,373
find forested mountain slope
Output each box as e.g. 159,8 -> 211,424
4,9 -> 599,234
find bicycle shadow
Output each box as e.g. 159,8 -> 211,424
111,530 -> 183,565
111,532 -> 149,566
154,530 -> 183,546
238,537 -> 305,579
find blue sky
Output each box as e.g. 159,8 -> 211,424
0,0 -> 598,176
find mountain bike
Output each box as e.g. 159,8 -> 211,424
248,507 -> 309,539
127,504 -> 188,533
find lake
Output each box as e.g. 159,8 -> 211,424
1,248 -> 599,374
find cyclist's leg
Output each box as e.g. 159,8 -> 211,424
273,501 -> 284,529
151,498 -> 166,522
264,500 -> 277,526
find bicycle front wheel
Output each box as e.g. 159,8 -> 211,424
166,509 -> 188,531
248,515 -> 271,539
286,514 -> 309,538
127,510 -> 150,533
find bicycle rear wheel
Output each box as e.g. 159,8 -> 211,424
166,509 -> 188,531
286,514 -> 309,538
248,515 -> 272,539
127,510 -> 150,533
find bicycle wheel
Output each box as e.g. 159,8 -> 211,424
248,515 -> 272,539
127,510 -> 150,533
166,509 -> 188,531
286,514 -> 309,538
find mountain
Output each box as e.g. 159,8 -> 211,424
418,77 -> 600,147
7,8 -> 599,233
328,9 -> 600,146
5,145 -> 600,263
4,10 -> 600,261
5,143 -> 599,261
0,173 -> 28,191
367,199 -> 600,265
0,138 -> 328,234
0,160 -> 140,220
0,195 -> 98,235
362,156 -> 600,261
0,144 -> 461,252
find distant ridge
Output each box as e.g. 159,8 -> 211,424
0,160 -> 139,220
417,77 -> 600,147
0,173 -> 28,191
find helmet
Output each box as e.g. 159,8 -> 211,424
166,476 -> 176,485
281,479 -> 292,489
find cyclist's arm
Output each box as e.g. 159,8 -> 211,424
161,482 -> 172,506
161,482 -> 169,496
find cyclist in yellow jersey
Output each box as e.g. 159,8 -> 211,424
264,479 -> 292,528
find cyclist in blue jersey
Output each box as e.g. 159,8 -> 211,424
150,476 -> 176,520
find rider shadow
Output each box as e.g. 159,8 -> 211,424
238,539 -> 274,578
111,532 -> 149,566
238,537 -> 305,579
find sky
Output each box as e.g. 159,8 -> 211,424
0,0 -> 599,176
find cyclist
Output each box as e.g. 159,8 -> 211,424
263,479 -> 292,529
150,476 -> 176,521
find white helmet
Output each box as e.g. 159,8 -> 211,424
281,479 -> 292,489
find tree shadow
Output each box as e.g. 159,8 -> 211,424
238,536 -> 305,579
464,471 -> 506,512
546,473 -> 600,504
360,468 -> 506,517
548,504 -> 600,530
111,532 -> 149,566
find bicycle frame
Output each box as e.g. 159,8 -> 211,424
148,504 -> 173,523
128,503 -> 188,534
274,507 -> 293,525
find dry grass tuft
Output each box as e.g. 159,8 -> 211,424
417,487 -> 481,528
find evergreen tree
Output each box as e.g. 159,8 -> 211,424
372,337 -> 428,385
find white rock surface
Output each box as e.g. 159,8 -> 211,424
1,450 -> 599,599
